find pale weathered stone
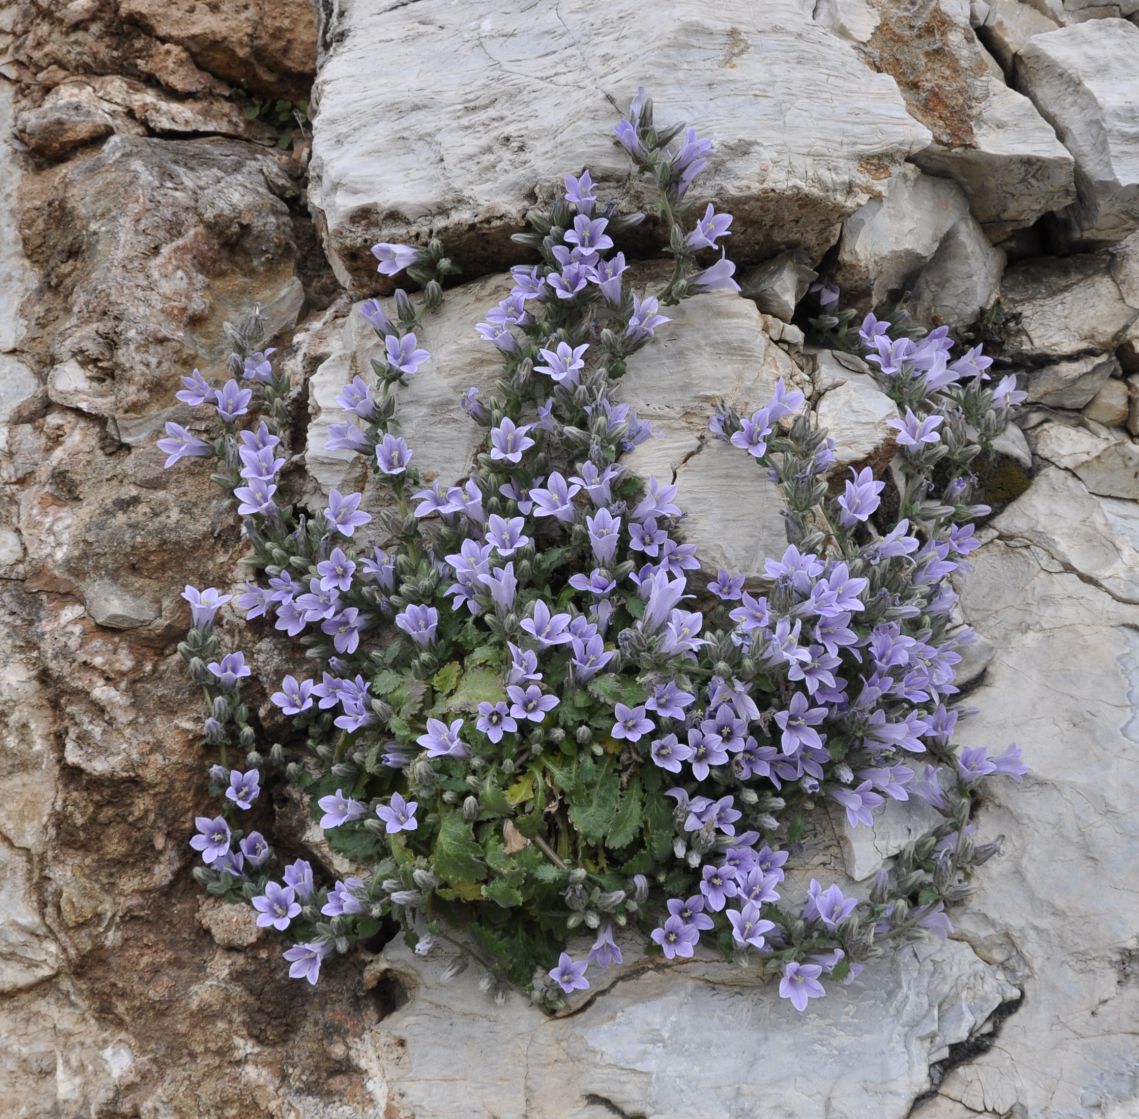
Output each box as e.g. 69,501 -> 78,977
836,796 -> 949,881
740,250 -> 816,321
980,0 -> 1061,69
306,276 -> 511,497
81,579 -> 160,630
1129,374 -> 1139,434
356,932 -> 1017,1119
999,253 -> 1137,360
813,0 -> 881,41
993,465 -> 1139,600
834,166 -> 969,304
913,82 -> 1077,241
309,0 -> 931,291
939,525 -> 1139,1118
622,291 -> 801,578
1027,353 -> 1118,408
16,76 -> 261,159
910,211 -> 1006,326
0,839 -> 60,993
1034,419 -> 1139,497
863,0 -> 1076,239
1083,376 -> 1131,426
816,367 -> 900,471
1017,20 -> 1139,243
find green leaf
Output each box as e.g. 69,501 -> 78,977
447,666 -> 503,713
607,775 -> 643,849
324,825 -> 383,864
433,812 -> 488,886
505,773 -> 535,806
373,669 -> 403,696
586,673 -> 644,708
481,878 -> 524,909
478,782 -> 512,818
432,661 -> 462,697
568,757 -> 620,843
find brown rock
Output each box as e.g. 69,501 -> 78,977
117,0 -> 317,99
19,134 -> 301,419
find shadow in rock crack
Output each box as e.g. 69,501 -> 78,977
906,991 -> 1026,1117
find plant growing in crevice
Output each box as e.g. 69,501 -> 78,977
160,90 -> 1027,1013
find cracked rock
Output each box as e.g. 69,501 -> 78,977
1016,19 -> 1139,244
1032,419 -> 1139,498
308,0 -> 930,291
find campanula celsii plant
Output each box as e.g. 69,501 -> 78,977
161,90 -> 1027,1012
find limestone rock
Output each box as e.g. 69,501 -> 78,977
943,527 -> 1139,1118
1027,353 -> 1118,408
992,465 -> 1139,600
740,250 -> 816,321
621,292 -> 801,578
1033,419 -> 1139,497
834,166 -> 969,304
306,277 -> 511,497
814,358 -> 900,472
308,0 -> 931,291
20,135 -> 300,420
357,933 -> 1016,1119
979,0 -> 1061,69
1129,375 -> 1139,434
836,797 -> 949,881
813,0 -> 881,41
864,0 -> 1076,238
999,253 -> 1137,360
1083,377 -> 1130,426
914,83 -> 1076,241
910,210 -> 1005,326
1016,20 -> 1139,243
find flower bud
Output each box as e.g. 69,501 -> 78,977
462,796 -> 479,821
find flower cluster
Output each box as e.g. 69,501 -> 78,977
165,92 -> 1025,1008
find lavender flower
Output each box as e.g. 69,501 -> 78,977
385,332 -> 430,376
207,652 -> 251,689
651,915 -> 700,959
213,380 -> 253,423
158,423 -> 212,468
240,831 -> 270,867
182,585 -> 231,629
377,793 -> 418,834
176,368 -> 212,406
318,788 -> 367,828
372,242 -> 419,276
283,939 -> 331,985
417,718 -> 468,759
395,603 -> 438,647
189,816 -> 230,864
535,341 -> 588,383
779,962 -> 826,1011
476,701 -> 517,743
284,858 -> 315,901
253,881 -> 301,931
324,490 -> 372,537
507,684 -> 559,723
489,418 -> 535,464
529,472 -> 581,522
686,203 -> 732,250
376,433 -> 413,475
548,952 -> 590,993
225,768 -> 260,810
690,252 -> 740,293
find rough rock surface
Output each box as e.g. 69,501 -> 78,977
6,0 -> 1139,1116
308,0 -> 931,291
20,134 -> 302,421
1016,19 -> 1139,243
861,0 -> 1076,239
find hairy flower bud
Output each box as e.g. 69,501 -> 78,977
462,796 -> 479,821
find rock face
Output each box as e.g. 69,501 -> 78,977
1016,19 -> 1139,243
308,0 -> 931,291
6,0 -> 1139,1116
20,134 -> 302,421
861,0 -> 1077,240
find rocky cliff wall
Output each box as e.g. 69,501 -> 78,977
2,1 -> 1139,1116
